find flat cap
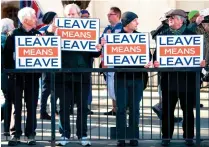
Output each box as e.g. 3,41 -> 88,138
166,9 -> 187,18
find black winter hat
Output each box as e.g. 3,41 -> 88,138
42,11 -> 57,24
121,11 -> 138,27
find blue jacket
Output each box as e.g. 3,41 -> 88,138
100,22 -> 123,42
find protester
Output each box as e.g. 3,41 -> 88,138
39,11 -> 57,120
154,9 -> 206,146
47,3 -> 102,146
80,9 -> 94,115
1,18 -> 15,136
151,12 -> 183,123
4,7 -> 41,146
99,11 -> 150,146
100,7 -> 123,116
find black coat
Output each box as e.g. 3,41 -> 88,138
44,30 -> 101,83
3,26 -> 41,79
114,28 -> 150,89
158,27 -> 199,92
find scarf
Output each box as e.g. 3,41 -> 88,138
170,24 -> 186,35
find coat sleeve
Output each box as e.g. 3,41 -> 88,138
89,50 -> 102,58
187,23 -> 198,33
3,35 -> 15,69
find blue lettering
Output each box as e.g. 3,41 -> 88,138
64,20 -> 71,28
113,35 -> 120,43
89,41 -> 95,50
33,38 -> 41,46
193,37 -> 201,45
25,58 -> 33,67
159,58 -> 166,66
81,20 -> 88,28
51,37 -> 58,46
107,56 -> 113,64
175,57 -> 183,65
71,41 -> 79,49
63,40 -> 71,49
34,58 -> 42,67
25,38 -> 32,46
51,58 -> 59,67
89,20 -> 96,29
138,34 -> 146,43
18,38 -> 25,46
42,58 -> 50,66
114,56 -> 121,64
42,37 -> 50,46
80,41 -> 88,49
121,35 -> 129,43
167,57 -> 173,66
184,57 -> 192,65
121,56 -> 130,64
130,56 -> 138,64
159,37 -> 166,45
167,37 -> 174,45
57,19 -> 64,27
106,35 -> 114,43
184,37 -> 192,45
18,59 -> 25,67
193,57 -> 200,65
139,56 -> 146,64
72,20 -> 79,28
130,35 -> 138,43
175,37 -> 183,45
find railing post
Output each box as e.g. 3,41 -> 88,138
50,72 -> 56,144
195,71 -> 201,146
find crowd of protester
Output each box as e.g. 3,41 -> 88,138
1,3 -> 209,147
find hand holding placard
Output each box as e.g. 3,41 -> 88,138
200,60 -> 206,67
101,37 -> 107,46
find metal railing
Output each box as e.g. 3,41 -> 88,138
1,67 -> 209,146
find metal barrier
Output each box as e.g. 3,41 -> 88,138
1,67 -> 209,146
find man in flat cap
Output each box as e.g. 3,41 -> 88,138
155,9 -> 206,146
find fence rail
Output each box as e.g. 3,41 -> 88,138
1,67 -> 209,146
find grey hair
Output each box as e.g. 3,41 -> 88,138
176,15 -> 187,23
1,18 -> 14,33
18,7 -> 36,23
64,3 -> 81,17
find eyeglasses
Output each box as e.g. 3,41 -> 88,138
107,13 -> 117,16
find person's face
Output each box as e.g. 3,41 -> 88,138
67,8 -> 80,18
24,13 -> 37,28
168,15 -> 183,29
126,18 -> 139,31
190,14 -> 200,23
81,13 -> 89,18
107,10 -> 119,24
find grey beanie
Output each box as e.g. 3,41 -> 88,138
121,11 -> 138,27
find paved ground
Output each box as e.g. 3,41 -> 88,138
1,89 -> 209,147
